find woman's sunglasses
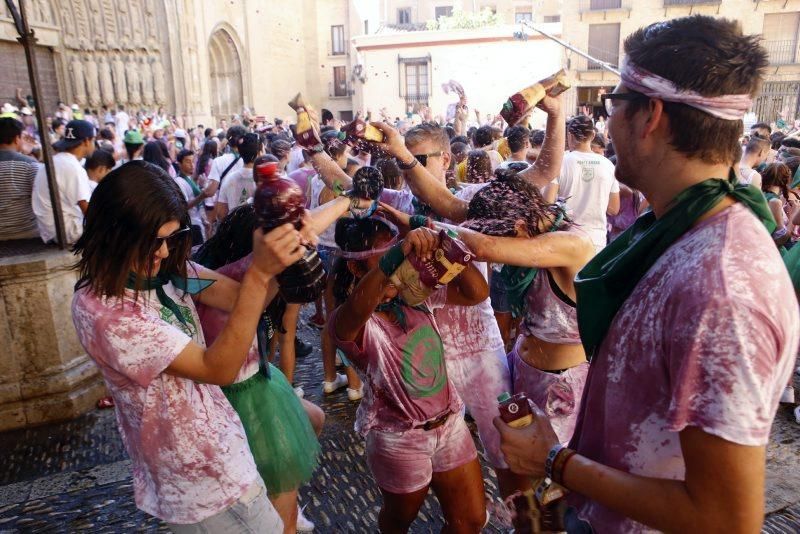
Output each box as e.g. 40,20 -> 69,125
153,227 -> 190,251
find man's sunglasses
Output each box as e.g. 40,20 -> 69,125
412,151 -> 444,167
601,92 -> 649,116
153,227 -> 191,251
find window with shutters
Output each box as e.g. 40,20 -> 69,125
333,66 -> 348,97
435,6 -> 453,19
763,12 -> 800,65
400,61 -> 430,107
331,25 -> 345,55
515,10 -> 532,23
587,23 -> 620,70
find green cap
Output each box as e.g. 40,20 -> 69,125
497,392 -> 511,403
123,129 -> 144,145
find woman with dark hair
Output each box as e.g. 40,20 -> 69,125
195,139 -> 219,234
464,150 -> 492,184
193,185 -> 374,533
761,162 -> 798,246
374,157 -> 403,190
142,140 -> 174,177
71,161 -> 306,532
329,218 -> 489,533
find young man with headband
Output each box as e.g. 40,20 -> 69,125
494,16 -> 798,532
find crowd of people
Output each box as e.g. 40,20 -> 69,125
1,14 -> 798,534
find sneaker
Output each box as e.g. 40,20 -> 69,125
322,373 -> 348,394
296,504 -> 314,532
347,383 -> 364,401
307,314 -> 325,330
293,385 -> 305,399
780,385 -> 795,404
295,338 -> 313,358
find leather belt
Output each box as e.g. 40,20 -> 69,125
414,411 -> 450,431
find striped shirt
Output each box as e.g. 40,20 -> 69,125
0,149 -> 39,240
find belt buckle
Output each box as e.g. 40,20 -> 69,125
422,412 -> 449,431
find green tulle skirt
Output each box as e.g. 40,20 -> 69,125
783,244 -> 800,294
222,364 -> 320,495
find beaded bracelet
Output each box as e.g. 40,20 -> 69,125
544,443 -> 565,482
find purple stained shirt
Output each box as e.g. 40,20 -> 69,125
569,204 -> 800,532
381,185 -> 505,360
71,265 -> 258,524
330,290 -> 462,436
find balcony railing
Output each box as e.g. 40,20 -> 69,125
404,93 -> 430,106
765,40 -> 798,65
579,0 -> 630,12
329,82 -> 353,98
663,0 -> 721,5
576,55 -> 620,71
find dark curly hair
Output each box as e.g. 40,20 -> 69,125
463,168 -> 565,237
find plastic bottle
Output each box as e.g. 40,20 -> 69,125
252,161 -> 325,303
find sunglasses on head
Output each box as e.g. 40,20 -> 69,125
153,227 -> 190,251
412,151 -> 443,167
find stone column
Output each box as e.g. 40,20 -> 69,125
0,250 -> 105,431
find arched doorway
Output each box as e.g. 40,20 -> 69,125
208,28 -> 244,119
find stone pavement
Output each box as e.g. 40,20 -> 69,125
0,310 -> 799,533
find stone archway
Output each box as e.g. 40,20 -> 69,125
208,27 -> 244,119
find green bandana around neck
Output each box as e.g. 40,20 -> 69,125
375,298 -> 428,331
574,172 -> 776,359
126,272 -> 215,325
181,173 -> 202,197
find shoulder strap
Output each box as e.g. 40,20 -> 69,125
218,155 -> 241,187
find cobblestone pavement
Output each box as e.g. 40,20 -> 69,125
1,309 -> 799,532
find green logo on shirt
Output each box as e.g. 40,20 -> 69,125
160,304 -> 198,339
401,325 -> 446,398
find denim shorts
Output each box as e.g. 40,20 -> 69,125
317,245 -> 338,274
489,272 -> 511,313
166,479 -> 283,533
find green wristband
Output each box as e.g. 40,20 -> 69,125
379,242 -> 406,277
409,215 -> 429,230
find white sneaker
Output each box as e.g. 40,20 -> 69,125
293,386 -> 305,399
296,504 -> 314,532
347,383 -> 364,401
780,385 -> 795,404
322,373 -> 348,394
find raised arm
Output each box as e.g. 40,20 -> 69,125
309,150 -> 353,192
518,95 -> 565,190
437,223 -> 591,270
166,224 -> 305,385
371,121 -> 470,222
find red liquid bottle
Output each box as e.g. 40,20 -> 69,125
253,161 -> 325,303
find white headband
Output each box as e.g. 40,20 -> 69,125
620,59 -> 752,121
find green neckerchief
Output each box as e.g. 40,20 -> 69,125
180,173 -> 202,197
126,272 -> 215,325
792,166 -> 800,190
376,298 -> 428,332
782,243 -> 800,293
499,204 -> 568,319
574,172 -> 776,359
